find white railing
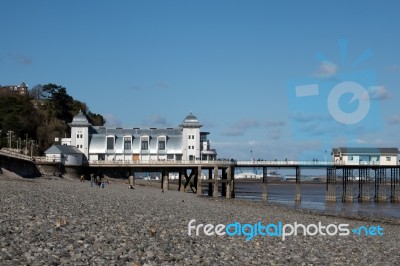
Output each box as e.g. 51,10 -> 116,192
0,149 -> 57,163
88,159 -> 233,166
235,160 -> 334,166
1,147 -> 397,167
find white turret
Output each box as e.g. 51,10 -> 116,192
180,112 -> 202,161
69,110 -> 92,160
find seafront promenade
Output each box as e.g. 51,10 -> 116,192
0,173 -> 399,265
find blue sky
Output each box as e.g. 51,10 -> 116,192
1,0 -> 400,160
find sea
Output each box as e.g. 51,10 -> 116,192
233,182 -> 400,219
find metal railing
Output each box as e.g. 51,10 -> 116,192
235,160 -> 334,166
88,159 -> 233,166
1,148 -> 397,167
0,149 -> 52,163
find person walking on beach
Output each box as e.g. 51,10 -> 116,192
96,176 -> 101,187
90,175 -> 94,187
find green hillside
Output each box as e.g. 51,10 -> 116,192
0,83 -> 104,154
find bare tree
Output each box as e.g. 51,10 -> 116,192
29,84 -> 44,100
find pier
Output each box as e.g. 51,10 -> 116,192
1,149 -> 399,203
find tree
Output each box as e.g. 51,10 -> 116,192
42,83 -> 74,122
29,84 -> 44,100
87,111 -> 105,126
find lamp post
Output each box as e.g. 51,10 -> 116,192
30,140 -> 35,159
7,131 -> 13,149
251,150 -> 253,161
325,150 -> 327,162
25,134 -> 28,154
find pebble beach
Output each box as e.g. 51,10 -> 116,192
1,173 -> 399,265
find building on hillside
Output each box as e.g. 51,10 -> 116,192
0,82 -> 28,95
332,147 -> 399,166
44,145 -> 83,166
59,111 -> 217,164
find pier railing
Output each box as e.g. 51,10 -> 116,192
1,148 -> 398,167
0,149 -> 53,163
88,159 -> 233,166
235,160 -> 333,167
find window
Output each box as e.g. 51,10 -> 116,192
124,137 -> 131,150
107,137 -> 114,150
167,154 -> 174,160
188,146 -> 191,149
188,135 -> 191,139
386,156 -> 391,161
192,146 -> 194,149
141,140 -> 148,150
158,140 -> 165,150
348,156 -> 353,161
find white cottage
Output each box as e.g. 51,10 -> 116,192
332,147 -> 399,166
44,145 -> 83,166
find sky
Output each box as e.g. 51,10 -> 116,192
1,0 -> 400,160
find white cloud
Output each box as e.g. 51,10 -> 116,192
142,115 -> 168,126
212,140 -> 323,160
313,61 -> 338,78
388,115 -> 400,125
104,114 -> 122,127
222,119 -> 286,136
291,111 -> 329,123
221,119 -> 260,136
7,53 -> 32,65
366,86 -> 392,100
388,64 -> 400,72
267,128 -> 282,140
129,81 -> 171,91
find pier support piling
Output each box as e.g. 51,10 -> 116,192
221,168 -> 227,197
128,169 -> 135,189
326,168 -> 336,202
358,168 -> 370,202
208,168 -> 213,196
197,166 -> 202,196
179,170 -> 185,192
226,167 -> 232,199
295,167 -> 301,202
262,167 -> 268,201
162,171 -> 169,191
213,166 -> 219,197
375,169 -> 387,203
391,168 -> 400,202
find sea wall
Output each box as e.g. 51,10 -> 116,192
0,154 -> 41,178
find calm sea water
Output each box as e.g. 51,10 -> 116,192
231,182 -> 400,219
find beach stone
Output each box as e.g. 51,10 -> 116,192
0,176 -> 399,265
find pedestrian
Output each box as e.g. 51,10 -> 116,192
96,176 -> 100,187
90,175 -> 94,187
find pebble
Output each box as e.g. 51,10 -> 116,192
0,175 -> 399,265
